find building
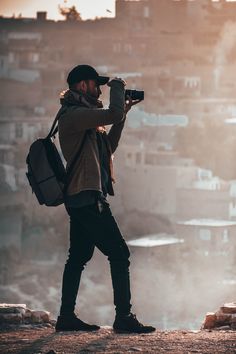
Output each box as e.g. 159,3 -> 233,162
177,219 -> 236,257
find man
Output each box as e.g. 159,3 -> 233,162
55,64 -> 155,333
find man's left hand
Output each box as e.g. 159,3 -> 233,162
125,96 -> 142,114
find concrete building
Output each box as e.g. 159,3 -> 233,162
176,219 -> 236,257
1,0 -> 236,262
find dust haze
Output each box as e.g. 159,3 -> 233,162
1,0 -> 236,329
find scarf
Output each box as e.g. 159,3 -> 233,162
60,89 -> 115,183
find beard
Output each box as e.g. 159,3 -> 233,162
87,87 -> 100,100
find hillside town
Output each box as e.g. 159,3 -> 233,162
1,0 -> 236,329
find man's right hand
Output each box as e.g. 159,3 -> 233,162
107,77 -> 127,87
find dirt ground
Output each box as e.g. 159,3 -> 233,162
0,325 -> 236,354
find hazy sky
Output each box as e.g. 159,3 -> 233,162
1,0 -> 236,21
0,0 -> 116,20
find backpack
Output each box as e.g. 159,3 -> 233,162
25,109 -> 87,207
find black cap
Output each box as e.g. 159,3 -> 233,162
67,64 -> 110,87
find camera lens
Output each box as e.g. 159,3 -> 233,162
125,89 -> 144,101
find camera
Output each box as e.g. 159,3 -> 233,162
125,89 -> 144,101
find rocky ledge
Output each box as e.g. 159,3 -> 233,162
0,303 -> 236,353
0,326 -> 236,353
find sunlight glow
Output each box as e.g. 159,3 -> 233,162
0,0 -> 116,20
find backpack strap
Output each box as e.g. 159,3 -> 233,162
46,106 -> 66,139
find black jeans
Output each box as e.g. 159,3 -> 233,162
59,200 -> 132,317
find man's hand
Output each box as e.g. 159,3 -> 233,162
107,77 -> 127,87
125,96 -> 142,114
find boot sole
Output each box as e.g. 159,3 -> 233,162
55,327 -> 100,332
113,328 -> 156,334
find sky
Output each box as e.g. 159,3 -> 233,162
0,0 -> 116,20
1,0 -> 236,21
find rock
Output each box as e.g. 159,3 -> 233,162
214,325 -> 231,331
31,310 -> 50,323
0,304 -> 52,326
231,322 -> 236,330
129,347 -> 143,352
202,312 -> 216,329
202,302 -> 236,331
0,313 -> 23,324
215,310 -> 232,325
0,304 -> 26,314
23,308 -> 32,319
20,324 -> 35,329
220,303 -> 236,314
230,314 -> 236,323
43,323 -> 53,328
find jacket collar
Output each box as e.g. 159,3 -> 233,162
60,89 -> 103,109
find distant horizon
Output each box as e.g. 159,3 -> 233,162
1,0 -> 236,22
0,1 -> 116,21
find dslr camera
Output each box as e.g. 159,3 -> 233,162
125,89 -> 144,101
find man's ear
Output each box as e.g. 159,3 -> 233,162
74,80 -> 87,93
80,80 -> 88,93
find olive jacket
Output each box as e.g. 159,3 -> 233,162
57,80 -> 126,197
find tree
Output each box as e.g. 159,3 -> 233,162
59,5 -> 82,21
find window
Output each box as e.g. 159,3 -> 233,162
199,229 -> 211,241
127,153 -> 132,159
144,6 -> 150,18
124,44 -> 132,54
145,153 -> 158,165
0,150 -> 5,162
113,43 -> 121,53
126,152 -> 133,166
8,52 -> 15,63
136,152 -> 141,164
30,53 -> 39,63
222,229 -> 229,243
15,123 -> 23,138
